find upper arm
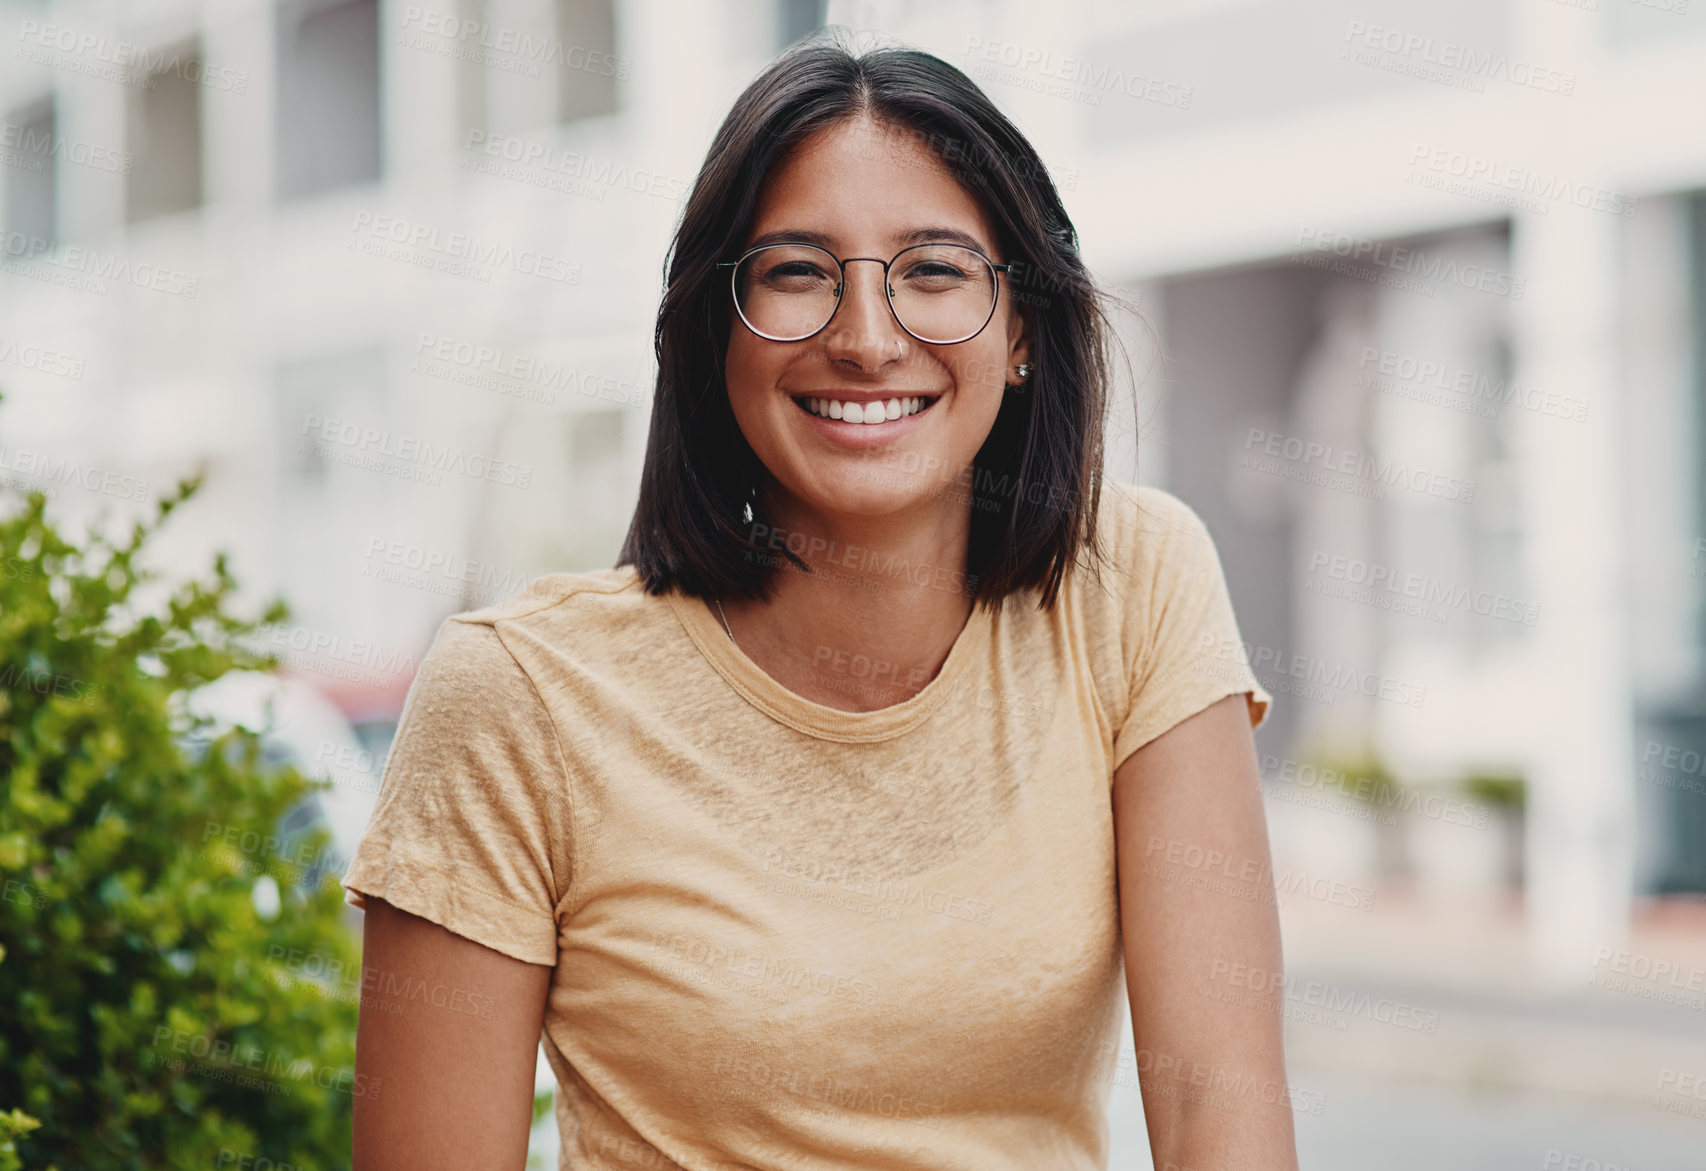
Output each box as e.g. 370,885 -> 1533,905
353,896 -> 552,1171
1112,693 -> 1298,1169
338,615 -> 574,1167
1111,487 -> 1272,769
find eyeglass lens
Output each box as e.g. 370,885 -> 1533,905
731,243 -> 998,344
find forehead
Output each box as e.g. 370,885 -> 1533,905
743,116 -> 1002,254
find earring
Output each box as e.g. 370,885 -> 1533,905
1016,363 -> 1031,381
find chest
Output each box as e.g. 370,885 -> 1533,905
543,666 -> 1124,1145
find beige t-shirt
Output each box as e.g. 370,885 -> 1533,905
341,481 -> 1272,1170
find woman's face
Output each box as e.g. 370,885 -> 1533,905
724,115 -> 1031,523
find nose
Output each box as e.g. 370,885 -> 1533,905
821,258 -> 906,368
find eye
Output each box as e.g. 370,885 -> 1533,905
897,257 -> 976,291
757,259 -> 834,288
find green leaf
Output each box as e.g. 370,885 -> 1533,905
0,474 -> 356,1169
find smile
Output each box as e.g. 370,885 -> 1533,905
792,395 -> 939,424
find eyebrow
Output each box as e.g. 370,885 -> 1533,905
744,226 -> 996,258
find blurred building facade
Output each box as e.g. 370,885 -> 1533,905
3,0 -> 1705,985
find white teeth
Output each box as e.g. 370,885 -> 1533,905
804,396 -> 931,423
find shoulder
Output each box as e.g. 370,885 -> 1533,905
452,566 -> 642,627
409,567 -> 643,697
1092,481 -> 1221,598
1103,481 -> 1212,540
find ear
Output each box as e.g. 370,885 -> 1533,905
1003,290 -> 1033,377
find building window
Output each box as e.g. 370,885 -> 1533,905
126,43 -> 204,223
556,0 -> 619,123
1689,190 -> 1706,656
3,97 -> 57,248
1465,333 -> 1527,653
275,347 -> 385,492
275,0 -> 381,201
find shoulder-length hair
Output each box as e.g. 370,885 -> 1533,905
615,27 -> 1130,613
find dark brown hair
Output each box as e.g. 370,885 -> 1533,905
615,27 -> 1129,613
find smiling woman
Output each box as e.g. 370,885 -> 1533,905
343,26 -> 1294,1171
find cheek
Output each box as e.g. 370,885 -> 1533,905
949,343 -> 1011,397
724,334 -> 777,405
725,331 -> 756,384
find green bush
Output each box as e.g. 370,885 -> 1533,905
1462,770 -> 1526,811
1297,747 -> 1404,808
0,453 -> 361,1168
0,1105 -> 42,1171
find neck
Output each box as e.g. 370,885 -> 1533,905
719,489 -> 977,713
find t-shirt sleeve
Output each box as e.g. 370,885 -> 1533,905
340,615 -> 572,966
1112,488 -> 1273,770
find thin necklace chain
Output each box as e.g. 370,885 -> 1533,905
714,596 -> 735,644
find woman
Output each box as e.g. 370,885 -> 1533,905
343,29 -> 1296,1171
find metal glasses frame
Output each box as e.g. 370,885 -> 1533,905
715,241 -> 1017,345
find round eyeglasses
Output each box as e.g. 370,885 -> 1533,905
717,242 -> 1017,346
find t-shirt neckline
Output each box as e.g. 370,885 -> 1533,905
664,584 -> 995,743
